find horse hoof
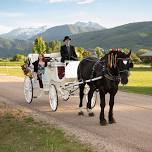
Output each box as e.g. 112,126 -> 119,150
100,119 -> 107,126
88,112 -> 95,117
109,118 -> 116,124
78,111 -> 84,116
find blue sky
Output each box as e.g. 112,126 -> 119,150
0,0 -> 152,34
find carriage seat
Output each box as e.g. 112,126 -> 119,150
65,61 -> 80,78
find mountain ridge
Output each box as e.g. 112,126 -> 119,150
0,26 -> 48,40
0,21 -> 152,57
71,21 -> 152,50
31,21 -> 105,41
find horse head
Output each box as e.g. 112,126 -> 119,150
107,49 -> 133,85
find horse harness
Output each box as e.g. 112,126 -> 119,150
90,59 -> 121,82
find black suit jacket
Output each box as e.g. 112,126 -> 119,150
60,45 -> 78,62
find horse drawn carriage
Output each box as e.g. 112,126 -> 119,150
22,49 -> 134,125
23,53 -> 97,112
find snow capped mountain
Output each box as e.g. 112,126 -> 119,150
75,21 -> 105,30
1,26 -> 48,40
0,21 -> 105,41
32,21 -> 106,41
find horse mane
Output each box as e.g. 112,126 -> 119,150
100,51 -> 117,68
100,50 -> 129,68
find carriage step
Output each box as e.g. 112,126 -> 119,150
33,96 -> 37,98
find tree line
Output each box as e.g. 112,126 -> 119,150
11,36 -> 152,64
30,36 -> 105,60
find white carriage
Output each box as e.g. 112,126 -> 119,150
23,53 -> 97,112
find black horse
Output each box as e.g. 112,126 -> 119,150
77,50 -> 133,125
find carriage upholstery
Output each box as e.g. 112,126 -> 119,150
47,61 -> 80,82
58,66 -> 65,79
65,61 -> 80,78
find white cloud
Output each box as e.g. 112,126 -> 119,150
48,0 -> 66,3
0,12 -> 25,18
0,25 -> 13,34
77,0 -> 95,4
25,0 -> 95,4
48,0 -> 95,4
25,0 -> 44,2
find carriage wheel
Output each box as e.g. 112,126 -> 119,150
24,76 -> 33,104
49,84 -> 58,112
85,91 -> 97,109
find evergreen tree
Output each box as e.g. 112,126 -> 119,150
95,47 -> 104,58
75,47 -> 85,60
32,37 -> 46,54
48,40 -> 61,53
45,42 -> 49,53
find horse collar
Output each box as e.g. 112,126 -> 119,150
104,69 -> 121,82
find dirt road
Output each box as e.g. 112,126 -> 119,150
0,75 -> 152,152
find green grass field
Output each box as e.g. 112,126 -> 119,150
0,67 -> 24,77
0,102 -> 93,152
0,61 -> 24,66
0,65 -> 152,96
119,67 -> 152,96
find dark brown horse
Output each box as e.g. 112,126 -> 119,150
77,50 -> 133,125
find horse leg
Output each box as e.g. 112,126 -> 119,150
78,84 -> 85,116
99,91 -> 107,126
87,87 -> 95,117
108,93 -> 116,124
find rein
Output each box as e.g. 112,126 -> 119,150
90,58 -> 129,82
89,58 -> 121,82
80,55 -> 130,83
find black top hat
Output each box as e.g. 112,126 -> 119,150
63,36 -> 71,42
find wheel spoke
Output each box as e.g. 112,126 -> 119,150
24,77 -> 33,103
49,84 -> 58,111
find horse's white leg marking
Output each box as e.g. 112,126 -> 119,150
87,108 -> 92,114
79,107 -> 83,112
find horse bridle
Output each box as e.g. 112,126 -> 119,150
105,57 -> 131,81
117,57 -> 130,74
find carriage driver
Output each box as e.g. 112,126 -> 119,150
60,36 -> 78,63
32,53 -> 48,89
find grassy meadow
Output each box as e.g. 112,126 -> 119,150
120,66 -> 152,96
0,67 -> 24,77
0,102 -> 93,152
0,61 -> 24,77
0,61 -> 23,66
0,63 -> 152,96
